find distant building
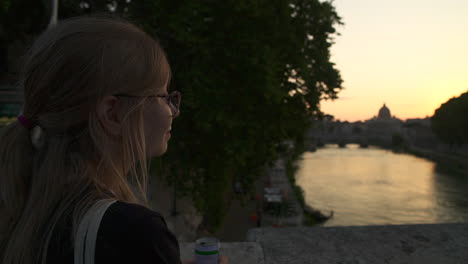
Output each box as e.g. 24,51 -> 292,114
364,104 -> 403,146
307,103 -> 466,155
378,103 -> 391,120
402,117 -> 438,149
309,103 -> 428,147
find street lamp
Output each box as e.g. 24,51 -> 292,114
47,0 -> 58,29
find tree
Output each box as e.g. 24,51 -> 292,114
2,0 -> 343,231
432,92 -> 468,146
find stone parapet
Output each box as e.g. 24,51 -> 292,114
246,223 -> 468,264
179,242 -> 264,264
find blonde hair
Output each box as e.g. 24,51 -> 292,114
0,16 -> 171,263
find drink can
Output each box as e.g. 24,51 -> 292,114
195,237 -> 220,264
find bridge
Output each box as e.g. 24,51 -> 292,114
305,120 -> 400,149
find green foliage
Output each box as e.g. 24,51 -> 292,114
0,0 -> 48,41
285,153 -> 306,208
3,0 -> 343,231
291,184 -> 305,208
0,0 -> 11,15
432,92 -> 468,146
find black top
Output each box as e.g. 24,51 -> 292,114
48,201 -> 181,264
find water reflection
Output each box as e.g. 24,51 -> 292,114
432,166 -> 468,223
296,144 -> 468,226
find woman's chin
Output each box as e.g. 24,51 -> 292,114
147,144 -> 168,158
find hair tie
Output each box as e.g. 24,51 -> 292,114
17,115 -> 35,129
17,115 -> 45,148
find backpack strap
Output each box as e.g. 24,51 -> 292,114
74,199 -> 117,264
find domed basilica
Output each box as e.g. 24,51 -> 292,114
365,103 -> 402,143
378,103 -> 391,120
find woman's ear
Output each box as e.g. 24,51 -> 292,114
96,95 -> 122,137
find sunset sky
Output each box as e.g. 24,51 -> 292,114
320,0 -> 468,122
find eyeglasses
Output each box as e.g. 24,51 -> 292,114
113,90 -> 182,116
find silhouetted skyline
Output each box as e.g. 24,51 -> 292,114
321,0 -> 468,122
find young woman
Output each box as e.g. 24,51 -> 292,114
0,16 -> 226,264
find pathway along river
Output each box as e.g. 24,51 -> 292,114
296,144 -> 468,226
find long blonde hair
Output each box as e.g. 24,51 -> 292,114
0,16 -> 171,264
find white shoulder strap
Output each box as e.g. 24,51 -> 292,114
74,199 -> 117,264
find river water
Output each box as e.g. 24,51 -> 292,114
296,144 -> 468,226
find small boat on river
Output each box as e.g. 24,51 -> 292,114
304,205 -> 334,223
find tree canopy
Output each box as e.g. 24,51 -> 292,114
432,92 -> 468,146
1,0 -> 343,230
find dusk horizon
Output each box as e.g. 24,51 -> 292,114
321,0 -> 468,122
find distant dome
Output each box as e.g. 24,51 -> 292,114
378,104 -> 391,119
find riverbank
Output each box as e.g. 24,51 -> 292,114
211,159 -> 304,241
317,142 -> 468,176
352,142 -> 468,176
147,157 -> 306,242
403,145 -> 468,176
209,175 -> 265,241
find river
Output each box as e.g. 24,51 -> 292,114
296,144 -> 468,226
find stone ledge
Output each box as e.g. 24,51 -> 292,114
180,242 -> 264,264
247,223 -> 468,264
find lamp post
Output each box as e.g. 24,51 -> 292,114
47,0 -> 58,29
171,183 -> 179,216
171,170 -> 179,216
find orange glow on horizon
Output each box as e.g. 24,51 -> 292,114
321,0 -> 468,122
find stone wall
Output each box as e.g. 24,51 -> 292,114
180,242 -> 264,264
180,223 -> 468,264
246,223 -> 468,264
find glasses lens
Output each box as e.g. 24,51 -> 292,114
170,92 -> 181,110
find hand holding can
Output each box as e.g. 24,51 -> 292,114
194,237 -> 221,264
